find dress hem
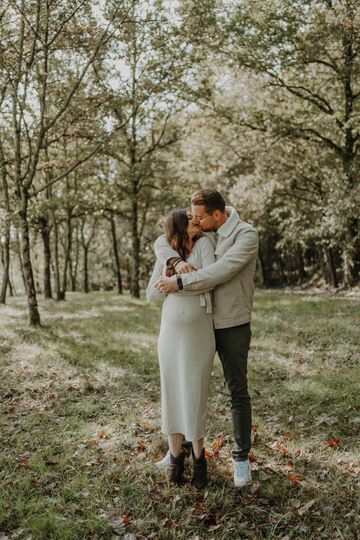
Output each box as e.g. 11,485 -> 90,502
161,428 -> 206,442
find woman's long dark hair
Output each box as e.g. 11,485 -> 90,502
164,208 -> 201,263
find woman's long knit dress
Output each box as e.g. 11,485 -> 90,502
146,236 -> 216,442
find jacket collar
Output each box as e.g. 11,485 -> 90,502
217,206 -> 240,238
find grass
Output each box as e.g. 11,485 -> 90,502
0,290 -> 359,539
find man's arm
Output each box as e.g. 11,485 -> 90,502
181,228 -> 258,291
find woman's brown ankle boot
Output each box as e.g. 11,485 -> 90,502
191,448 -> 207,489
167,451 -> 185,485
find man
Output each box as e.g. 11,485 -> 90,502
154,188 -> 259,488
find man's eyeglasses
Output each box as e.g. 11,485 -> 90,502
186,208 -> 212,222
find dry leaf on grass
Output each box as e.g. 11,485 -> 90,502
288,474 -> 301,485
297,499 -> 316,515
111,515 -> 129,534
327,438 -> 341,447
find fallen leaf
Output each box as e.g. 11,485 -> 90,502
315,414 -> 338,426
248,452 -> 256,462
163,519 -> 174,529
3,406 -> 16,413
137,440 -> 146,452
18,455 -> 29,468
250,480 -> 260,494
297,499 -> 316,515
122,514 -> 129,526
208,524 -> 222,531
111,518 -> 125,535
212,435 -> 223,450
327,438 -> 341,447
288,474 -> 301,485
276,441 -> 291,457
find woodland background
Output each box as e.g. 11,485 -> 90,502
0,0 -> 359,326
1,2 -> 359,539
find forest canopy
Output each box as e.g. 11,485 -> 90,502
0,0 -> 359,325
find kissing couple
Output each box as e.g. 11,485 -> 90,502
146,188 -> 258,489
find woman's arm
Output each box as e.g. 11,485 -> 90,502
146,259 -> 166,301
154,235 -> 179,266
173,237 -> 216,297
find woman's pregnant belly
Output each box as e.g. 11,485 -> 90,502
161,294 -> 207,326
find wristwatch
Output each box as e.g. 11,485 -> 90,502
176,274 -> 184,290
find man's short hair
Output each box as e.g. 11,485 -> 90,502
191,188 -> 226,214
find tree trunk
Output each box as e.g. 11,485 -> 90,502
16,227 -> 26,290
110,213 -> 123,294
0,223 -> 10,304
327,247 -> 338,288
319,247 -> 330,285
80,219 -> 96,294
69,223 -> 79,291
61,208 -> 73,299
8,276 -> 14,297
19,189 -> 41,326
52,215 -> 63,301
130,180 -> 141,298
341,12 -> 357,286
296,244 -> 306,283
39,215 -> 53,299
278,254 -> 287,285
0,147 -> 11,304
83,246 -> 89,293
126,257 -> 131,290
257,243 -> 269,287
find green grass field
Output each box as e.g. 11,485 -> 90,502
0,291 -> 359,539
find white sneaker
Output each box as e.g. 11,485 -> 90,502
233,459 -> 251,487
154,450 -> 171,468
155,447 -> 192,468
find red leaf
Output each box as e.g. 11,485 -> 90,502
212,435 -> 222,450
248,452 -> 256,462
288,474 -> 301,485
121,514 -> 129,526
275,441 -> 291,457
137,440 -> 146,451
327,438 -> 341,447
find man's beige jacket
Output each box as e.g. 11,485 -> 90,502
154,206 -> 259,330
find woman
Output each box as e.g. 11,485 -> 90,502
146,209 -> 216,488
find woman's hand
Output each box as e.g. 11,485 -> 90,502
175,261 -> 197,274
155,276 -> 179,294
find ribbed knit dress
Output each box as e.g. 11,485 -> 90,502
146,236 -> 216,442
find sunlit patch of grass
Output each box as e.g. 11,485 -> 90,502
0,291 -> 359,539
